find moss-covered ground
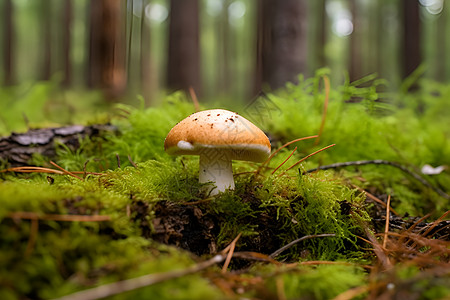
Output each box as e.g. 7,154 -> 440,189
0,71 -> 449,299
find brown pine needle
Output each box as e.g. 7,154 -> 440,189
350,184 -> 399,216
270,233 -> 336,258
255,135 -> 318,176
314,74 -> 330,146
232,251 -> 281,264
279,144 -> 336,177
332,284 -> 370,300
221,232 -> 242,273
189,86 -> 200,112
383,194 -> 391,249
50,161 -> 83,181
0,166 -> 65,175
276,276 -> 287,300
404,212 -> 433,249
128,155 -> 138,168
420,210 -> 449,238
24,218 -> 39,257
271,147 -> 297,175
263,135 -> 318,167
0,166 -> 104,176
364,228 -> 392,270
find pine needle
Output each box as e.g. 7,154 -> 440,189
382,194 -> 391,249
271,147 -> 297,175
278,144 -> 336,177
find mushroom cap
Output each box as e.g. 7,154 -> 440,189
164,109 -> 271,162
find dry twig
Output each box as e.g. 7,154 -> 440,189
221,233 -> 242,273
270,234 -> 336,258
54,254 -> 226,300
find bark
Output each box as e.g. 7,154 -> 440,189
0,125 -> 116,167
166,0 -> 201,94
255,0 -> 308,90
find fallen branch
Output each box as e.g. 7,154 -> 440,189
306,160 -> 450,200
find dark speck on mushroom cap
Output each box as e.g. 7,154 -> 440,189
164,109 -> 271,162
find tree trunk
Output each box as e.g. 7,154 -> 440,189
62,0 -> 72,87
166,0 -> 201,94
216,0 -> 231,95
87,0 -> 126,99
350,0 -> 363,82
3,0 -> 15,85
255,0 -> 308,90
435,4 -> 447,81
41,0 -> 52,81
140,0 -> 155,104
307,0 -> 326,76
402,0 -> 421,79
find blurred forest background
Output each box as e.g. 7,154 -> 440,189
0,0 -> 449,108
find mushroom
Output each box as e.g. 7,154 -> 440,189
164,109 -> 271,195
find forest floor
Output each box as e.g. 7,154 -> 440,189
0,75 -> 449,300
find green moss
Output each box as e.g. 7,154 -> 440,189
277,264 -> 367,300
255,71 -> 449,217
0,73 -> 448,299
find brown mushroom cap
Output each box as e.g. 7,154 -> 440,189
164,109 -> 271,162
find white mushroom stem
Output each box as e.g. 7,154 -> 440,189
199,153 -> 234,195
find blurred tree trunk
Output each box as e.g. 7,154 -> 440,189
402,0 -> 421,80
216,0 -> 231,95
350,1 -> 381,82
140,0 -> 155,104
350,0 -> 363,81
62,0 -> 72,87
255,0 -> 308,91
3,0 -> 15,85
139,0 -> 154,104
87,0 -> 126,99
41,0 -> 52,81
308,0 -> 326,76
167,0 -> 201,94
435,5 -> 447,81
